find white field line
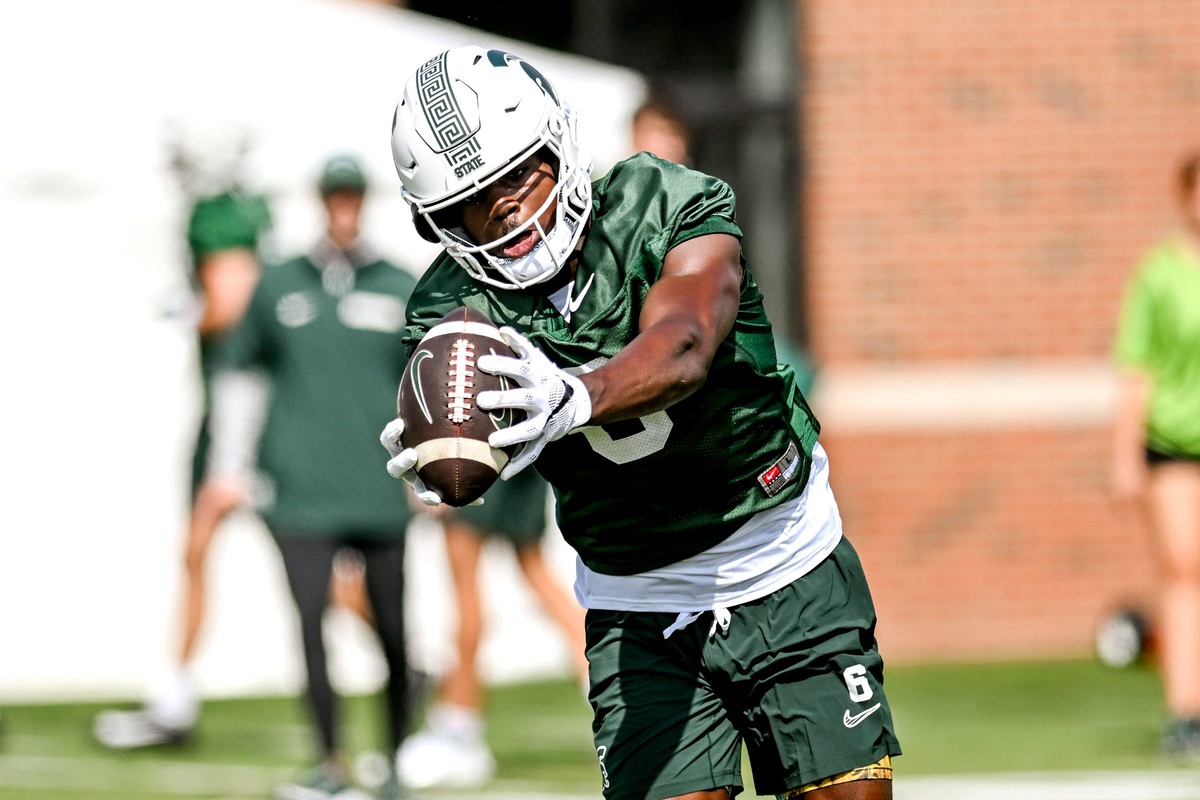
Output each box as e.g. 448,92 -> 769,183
0,753 -> 293,795
0,754 -> 601,798
2,755 -> 1199,800
895,770 -> 1200,800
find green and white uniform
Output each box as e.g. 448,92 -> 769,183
218,234 -> 420,762
401,154 -> 899,797
402,154 -> 820,575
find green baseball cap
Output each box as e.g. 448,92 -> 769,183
318,154 -> 368,196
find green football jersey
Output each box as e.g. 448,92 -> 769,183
402,154 -> 820,574
223,249 -> 418,535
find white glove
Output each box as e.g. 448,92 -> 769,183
476,327 -> 592,479
379,417 -> 443,506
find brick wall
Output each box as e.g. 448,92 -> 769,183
800,1 -> 1200,661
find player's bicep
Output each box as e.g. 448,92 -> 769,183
640,233 -> 742,361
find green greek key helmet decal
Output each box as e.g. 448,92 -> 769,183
414,51 -> 482,168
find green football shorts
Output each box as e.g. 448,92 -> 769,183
584,536 -> 901,799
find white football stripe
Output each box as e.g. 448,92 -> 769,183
424,319 -> 507,343
415,438 -> 508,472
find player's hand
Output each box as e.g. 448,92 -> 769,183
195,475 -> 249,515
379,417 -> 443,506
476,327 -> 592,479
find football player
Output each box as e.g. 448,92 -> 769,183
381,46 -> 901,800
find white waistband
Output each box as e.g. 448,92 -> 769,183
574,442 -> 843,615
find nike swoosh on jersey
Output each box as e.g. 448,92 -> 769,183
842,702 -> 882,728
564,273 -> 595,321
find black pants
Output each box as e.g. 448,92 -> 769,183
270,531 -> 410,757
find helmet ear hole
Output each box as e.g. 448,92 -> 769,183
411,207 -> 439,243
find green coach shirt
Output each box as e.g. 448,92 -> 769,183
401,154 -> 820,575
1115,235 -> 1200,457
222,242 -> 418,535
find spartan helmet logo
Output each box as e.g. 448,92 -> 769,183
484,49 -> 560,105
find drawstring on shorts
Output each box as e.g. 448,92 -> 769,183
662,607 -> 731,639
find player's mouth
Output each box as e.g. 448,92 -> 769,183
501,229 -> 541,258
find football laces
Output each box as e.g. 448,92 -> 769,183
447,339 -> 477,423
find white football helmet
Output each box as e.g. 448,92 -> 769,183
391,46 -> 593,290
165,112 -> 253,199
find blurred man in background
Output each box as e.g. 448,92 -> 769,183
204,154 -> 419,800
631,92 -> 694,168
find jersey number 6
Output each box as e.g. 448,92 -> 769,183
571,357 -> 674,464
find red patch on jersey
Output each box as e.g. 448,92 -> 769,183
757,442 -> 801,497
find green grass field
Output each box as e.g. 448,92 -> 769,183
1,659 -> 1196,799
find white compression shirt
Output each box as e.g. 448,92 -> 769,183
573,442 -> 844,634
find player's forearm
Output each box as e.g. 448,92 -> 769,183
580,318 -> 712,425
579,239 -> 740,426
1112,370 -> 1150,462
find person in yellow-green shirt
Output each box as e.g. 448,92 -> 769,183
1113,151 -> 1200,760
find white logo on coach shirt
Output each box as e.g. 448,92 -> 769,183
337,291 -> 405,333
277,292 -> 317,327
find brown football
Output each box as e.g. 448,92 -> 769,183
396,306 -> 522,507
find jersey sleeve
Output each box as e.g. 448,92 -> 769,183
396,253 -> 469,366
598,154 -> 743,276
662,162 -> 742,251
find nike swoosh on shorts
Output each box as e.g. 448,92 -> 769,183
842,702 -> 882,728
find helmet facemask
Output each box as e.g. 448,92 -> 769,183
419,137 -> 590,289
